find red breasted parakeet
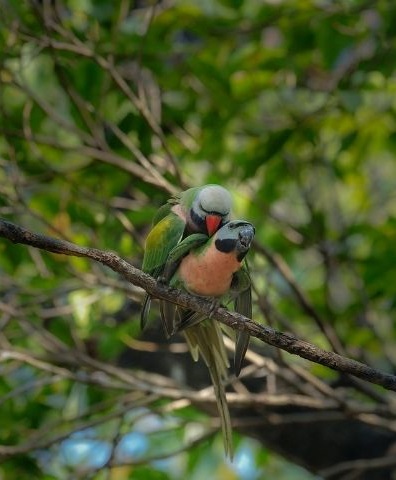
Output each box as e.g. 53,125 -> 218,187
160,220 -> 255,458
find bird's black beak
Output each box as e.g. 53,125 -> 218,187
238,226 -> 255,250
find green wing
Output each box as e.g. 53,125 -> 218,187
151,202 -> 173,226
163,233 -> 208,283
142,187 -> 202,276
159,233 -> 209,337
141,189 -> 201,332
232,261 -> 252,376
142,211 -> 186,276
141,210 -> 185,330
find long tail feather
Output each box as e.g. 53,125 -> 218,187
140,294 -> 151,330
234,282 -> 252,376
234,331 -> 250,377
183,321 -> 233,458
159,300 -> 177,338
177,310 -> 207,331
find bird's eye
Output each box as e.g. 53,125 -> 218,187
199,203 -> 210,214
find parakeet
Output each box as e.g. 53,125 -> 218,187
160,220 -> 255,458
141,185 -> 232,336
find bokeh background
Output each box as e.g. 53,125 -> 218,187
1,1 -> 396,478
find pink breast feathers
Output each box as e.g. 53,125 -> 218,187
178,243 -> 241,297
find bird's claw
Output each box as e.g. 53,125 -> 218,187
208,298 -> 222,319
157,275 -> 171,286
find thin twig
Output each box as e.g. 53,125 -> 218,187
320,454 -> 396,479
254,241 -> 345,353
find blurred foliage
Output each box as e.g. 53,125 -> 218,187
1,0 -> 396,478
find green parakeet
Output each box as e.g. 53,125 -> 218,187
160,220 -> 255,458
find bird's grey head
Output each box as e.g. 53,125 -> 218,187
215,220 -> 255,261
190,185 -> 232,235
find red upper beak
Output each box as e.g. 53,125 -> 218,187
206,214 -> 222,236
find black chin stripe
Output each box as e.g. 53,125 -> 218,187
190,208 -> 206,233
215,238 -> 237,253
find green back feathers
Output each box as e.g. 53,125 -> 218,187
142,186 -> 210,276
151,202 -> 172,226
178,186 -> 201,209
142,212 -> 185,275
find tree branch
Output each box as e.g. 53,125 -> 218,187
320,454 -> 396,479
1,218 -> 396,392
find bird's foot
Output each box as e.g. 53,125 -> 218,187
208,298 -> 222,319
157,275 -> 168,285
